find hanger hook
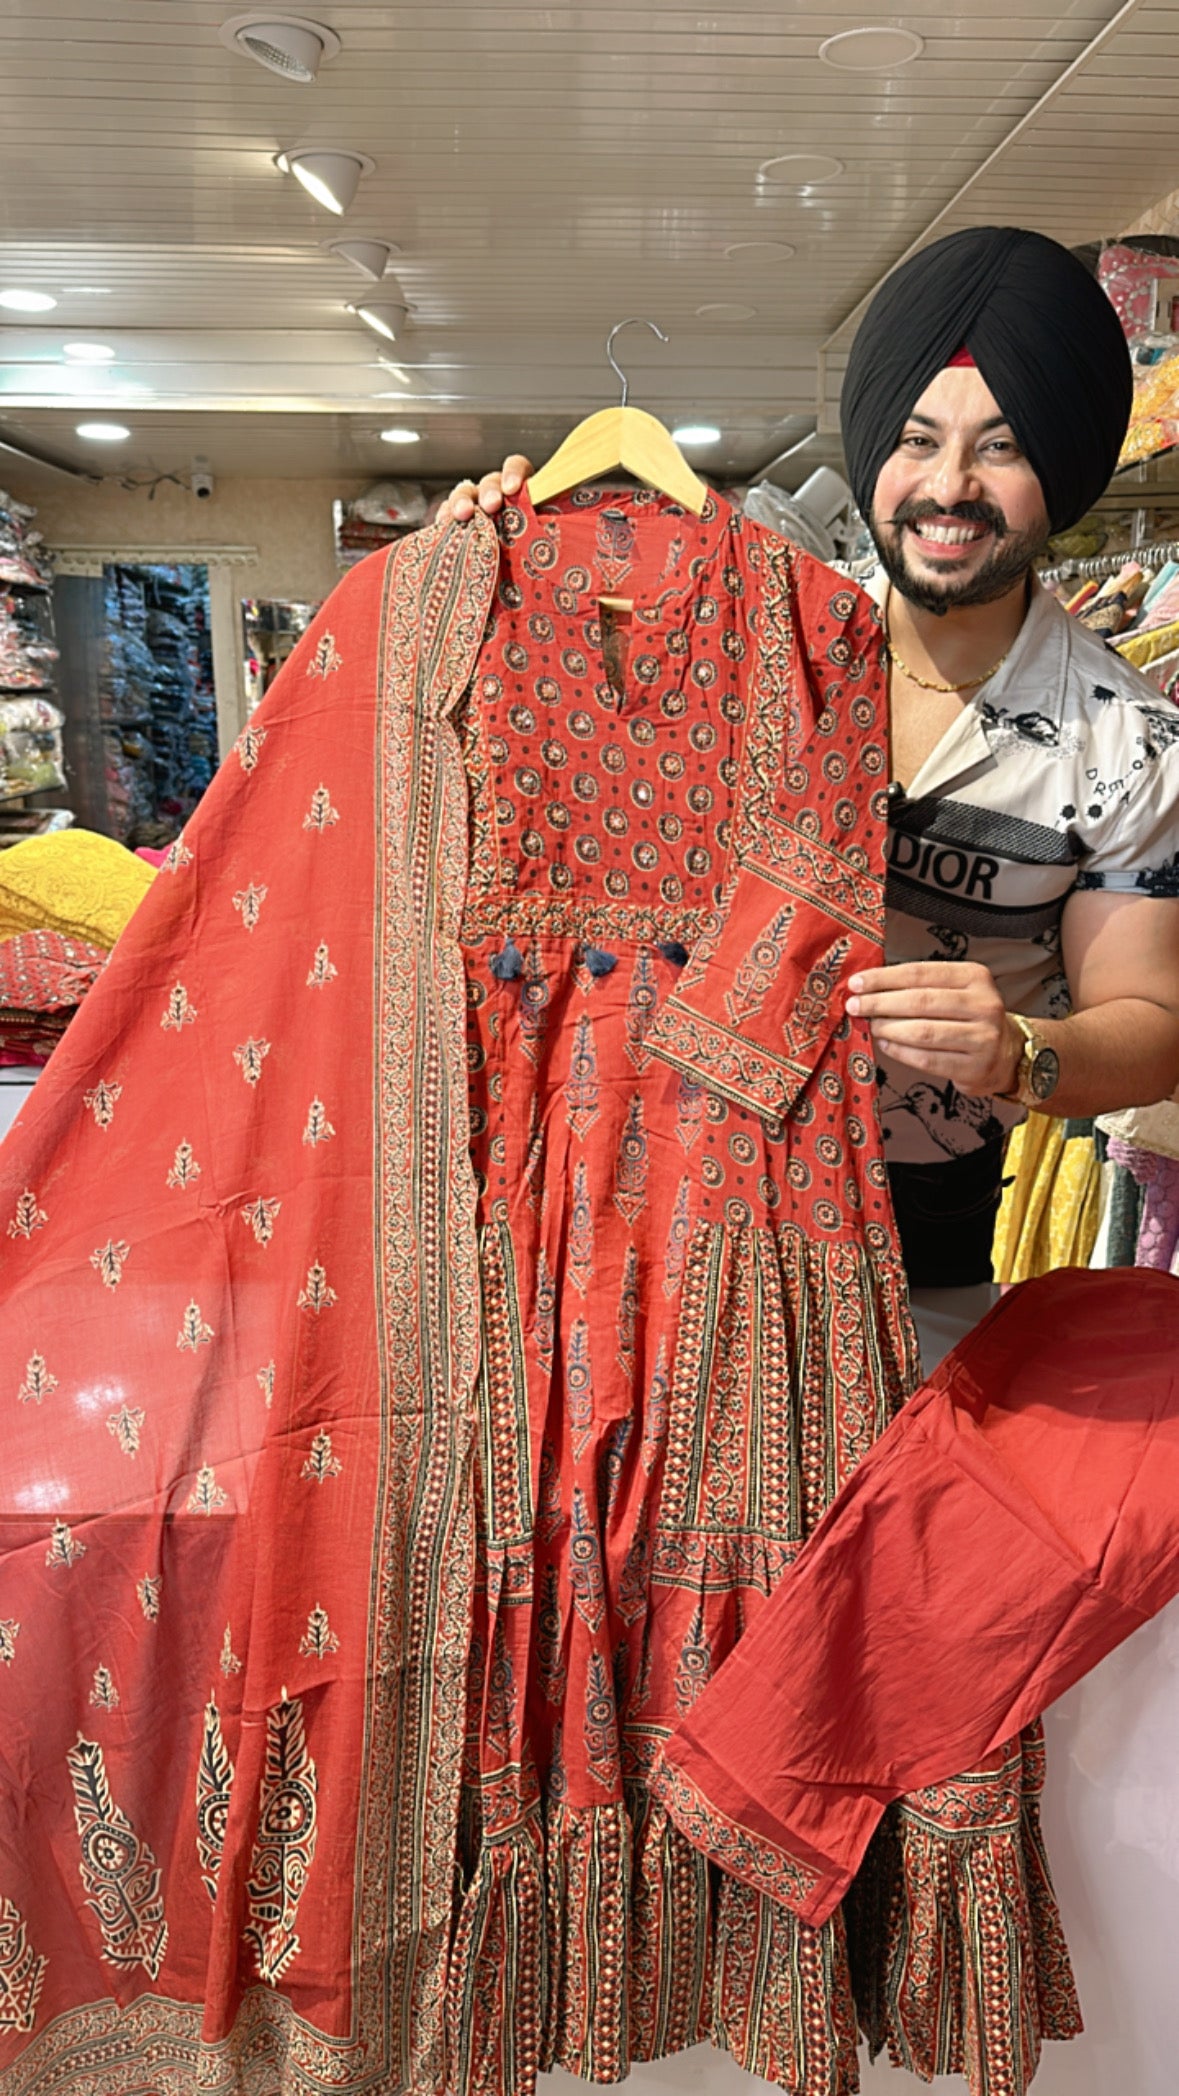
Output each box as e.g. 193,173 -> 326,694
606,317 -> 669,407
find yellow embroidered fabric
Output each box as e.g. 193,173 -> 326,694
0,829 -> 156,948
993,1115 -> 1102,1283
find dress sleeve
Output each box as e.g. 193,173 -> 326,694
645,541 -> 889,1125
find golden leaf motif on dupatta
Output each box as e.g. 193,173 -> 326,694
7,1190 -> 47,1241
196,1697 -> 235,1903
161,983 -> 197,1031
177,1300 -> 214,1351
83,1079 -> 122,1131
166,1139 -> 201,1190
186,1465 -> 228,1515
256,1360 -> 275,1408
90,1239 -> 130,1290
67,1738 -> 168,1979
306,942 -> 337,987
302,784 -> 339,833
235,723 -> 267,773
232,881 -> 268,933
307,632 -> 342,679
302,1098 -> 335,1147
45,1519 -> 84,1570
162,836 -> 193,872
106,1405 -> 145,1458
220,1625 -> 243,1677
89,1666 -> 119,1712
298,1263 -> 337,1316
300,1430 -> 341,1482
240,1196 -> 281,1248
233,1036 -> 270,1088
0,1621 -> 19,1668
298,1605 -> 340,1659
17,1351 -> 56,1405
137,1575 -> 161,1622
0,1897 -> 47,2031
243,1691 -> 318,1983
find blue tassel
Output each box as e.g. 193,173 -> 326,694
657,941 -> 689,967
489,939 -> 524,981
583,945 -> 618,977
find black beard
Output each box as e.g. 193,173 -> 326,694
871,497 -> 1049,616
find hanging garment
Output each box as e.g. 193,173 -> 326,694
992,1115 -> 1103,1283
1105,1136 -> 1179,1274
0,500 -> 1074,2096
656,1266 -> 1179,2075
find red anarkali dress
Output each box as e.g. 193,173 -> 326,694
453,490 -> 916,2092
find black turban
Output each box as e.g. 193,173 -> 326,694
840,225 -> 1133,536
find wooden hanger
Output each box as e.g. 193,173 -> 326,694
527,319 -> 710,520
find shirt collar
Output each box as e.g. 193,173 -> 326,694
865,567 -> 1070,797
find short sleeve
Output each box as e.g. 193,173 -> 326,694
1072,700 -> 1179,899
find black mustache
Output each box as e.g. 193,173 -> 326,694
889,498 -> 1008,537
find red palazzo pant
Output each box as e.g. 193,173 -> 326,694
657,1264 -> 1179,1928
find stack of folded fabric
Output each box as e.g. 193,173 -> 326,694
0,829 -> 155,1069
0,927 -> 107,1066
0,826 -> 156,948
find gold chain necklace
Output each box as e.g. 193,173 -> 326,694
884,589 -> 1010,693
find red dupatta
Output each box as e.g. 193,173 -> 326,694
0,519 -> 497,2094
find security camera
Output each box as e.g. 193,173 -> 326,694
191,457 -> 215,501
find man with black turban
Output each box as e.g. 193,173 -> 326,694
443,225 -> 1179,1367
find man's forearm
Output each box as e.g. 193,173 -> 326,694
1028,999 -> 1179,1119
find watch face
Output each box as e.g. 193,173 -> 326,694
1030,1046 -> 1061,1102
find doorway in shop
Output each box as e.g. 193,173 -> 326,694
53,561 -> 217,844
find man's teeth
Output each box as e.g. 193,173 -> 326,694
912,522 -> 986,545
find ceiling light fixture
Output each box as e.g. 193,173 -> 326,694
326,238 -> 400,282
275,148 -> 374,216
379,427 -> 420,445
62,342 -> 117,362
672,423 -> 722,446
347,298 -> 409,342
76,422 -> 131,443
695,302 -> 758,323
724,240 -> 796,263
220,13 -> 341,81
0,289 -> 57,314
757,153 -> 845,187
818,26 -> 924,71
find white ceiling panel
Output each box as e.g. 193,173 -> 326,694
0,0 -> 1173,483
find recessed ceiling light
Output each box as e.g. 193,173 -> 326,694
724,240 -> 796,263
818,26 -> 924,71
379,427 -> 420,445
0,289 -> 57,314
221,13 -> 341,81
672,423 -> 722,446
326,238 -> 400,282
63,286 -> 112,297
758,153 -> 845,187
348,299 -> 409,342
62,342 -> 116,362
695,302 -> 758,323
76,422 -> 131,443
275,149 -> 374,216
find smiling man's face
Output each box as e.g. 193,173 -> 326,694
870,364 -> 1051,614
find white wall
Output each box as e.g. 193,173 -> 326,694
4,472 -> 371,604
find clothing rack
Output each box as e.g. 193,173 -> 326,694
1039,538 -> 1179,586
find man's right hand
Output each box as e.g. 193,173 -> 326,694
437,456 -> 534,527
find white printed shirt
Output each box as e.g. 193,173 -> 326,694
870,575 -> 1179,1164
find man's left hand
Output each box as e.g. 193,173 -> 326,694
846,962 -> 1019,1097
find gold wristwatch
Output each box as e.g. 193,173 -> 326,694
998,1014 -> 1061,1108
